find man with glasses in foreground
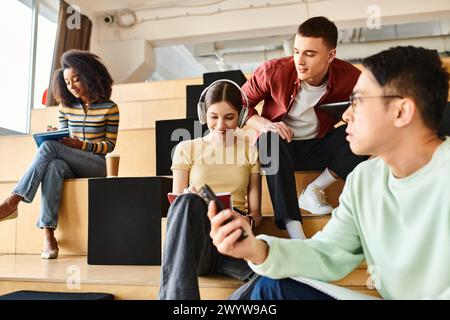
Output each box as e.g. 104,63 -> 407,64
208,46 -> 450,299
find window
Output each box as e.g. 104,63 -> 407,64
0,0 -> 58,133
34,0 -> 58,109
0,0 -> 32,133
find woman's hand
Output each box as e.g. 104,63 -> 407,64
183,185 -> 198,194
60,136 -> 83,149
46,125 -> 58,132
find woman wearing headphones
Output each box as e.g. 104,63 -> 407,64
159,80 -> 262,300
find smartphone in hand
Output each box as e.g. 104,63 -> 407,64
199,184 -> 248,241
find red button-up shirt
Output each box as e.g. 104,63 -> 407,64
242,56 -> 361,138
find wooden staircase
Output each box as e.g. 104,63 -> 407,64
0,72 -> 413,299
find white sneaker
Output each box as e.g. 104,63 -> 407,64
298,185 -> 334,215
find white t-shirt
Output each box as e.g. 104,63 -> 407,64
283,80 -> 327,140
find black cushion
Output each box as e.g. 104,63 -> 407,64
202,70 -> 247,87
0,290 -> 114,300
186,84 -> 205,120
155,119 -> 207,176
88,177 -> 172,265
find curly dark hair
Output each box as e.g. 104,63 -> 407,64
297,16 -> 338,49
52,49 -> 113,106
204,81 -> 244,112
363,46 -> 449,131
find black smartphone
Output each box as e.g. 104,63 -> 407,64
199,184 -> 248,241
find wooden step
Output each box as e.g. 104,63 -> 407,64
30,77 -> 203,133
31,99 -> 187,133
0,128 -> 343,215
0,128 -> 157,182
261,173 -> 344,215
1,176 -> 332,256
0,135 -> 38,183
161,214 -> 330,250
1,169 -> 343,256
0,255 -> 380,300
113,128 -> 156,177
0,179 -> 89,256
111,78 -> 202,102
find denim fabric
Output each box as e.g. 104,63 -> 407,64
13,140 -> 106,228
158,193 -> 253,300
250,276 -> 335,300
227,273 -> 261,300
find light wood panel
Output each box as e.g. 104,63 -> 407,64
111,78 -> 202,102
0,254 -> 243,300
117,99 -> 186,130
0,180 -> 88,255
112,128 -> 156,177
0,135 -> 37,182
14,179 -> 89,255
0,128 -> 157,182
0,255 -> 378,300
0,183 -> 17,254
0,280 -> 379,300
1,171 -> 339,255
31,98 -> 186,133
252,215 -> 330,239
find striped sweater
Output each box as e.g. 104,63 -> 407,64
58,101 -> 120,155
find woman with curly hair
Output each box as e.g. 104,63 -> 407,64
0,50 -> 119,259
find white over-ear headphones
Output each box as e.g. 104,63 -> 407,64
197,79 -> 249,128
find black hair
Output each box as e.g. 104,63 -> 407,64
363,46 -> 449,131
297,16 -> 338,49
52,49 -> 113,106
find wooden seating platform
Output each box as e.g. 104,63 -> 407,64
0,72 -> 417,299
0,255 -> 379,299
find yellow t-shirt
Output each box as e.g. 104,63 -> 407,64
171,135 -> 260,211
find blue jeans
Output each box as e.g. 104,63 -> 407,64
13,140 -> 106,229
250,276 -> 335,300
158,193 -> 254,300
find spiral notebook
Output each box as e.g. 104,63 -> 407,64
33,128 -> 70,148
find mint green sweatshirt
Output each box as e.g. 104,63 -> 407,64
250,139 -> 450,300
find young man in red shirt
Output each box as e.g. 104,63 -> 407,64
242,16 -> 367,239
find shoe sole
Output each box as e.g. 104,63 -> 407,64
0,209 -> 18,223
298,197 -> 333,215
41,250 -> 59,259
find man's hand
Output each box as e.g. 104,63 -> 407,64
208,201 -> 269,265
60,137 -> 83,149
262,122 -> 294,142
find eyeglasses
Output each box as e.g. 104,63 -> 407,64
349,93 -> 404,112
